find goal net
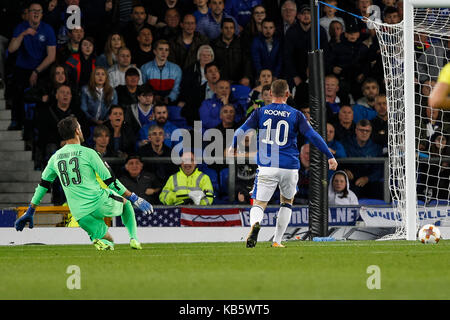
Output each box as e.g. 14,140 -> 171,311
372,4 -> 450,240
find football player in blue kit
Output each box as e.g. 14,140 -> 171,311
229,79 -> 338,247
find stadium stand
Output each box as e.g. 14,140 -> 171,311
0,0 -> 407,209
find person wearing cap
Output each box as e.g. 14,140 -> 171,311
108,47 -> 143,88
283,4 -> 330,90
125,83 -> 155,135
159,151 -> 214,205
120,155 -> 163,205
329,19 -> 370,100
116,67 -> 141,108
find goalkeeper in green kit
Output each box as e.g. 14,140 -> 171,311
14,115 -> 154,251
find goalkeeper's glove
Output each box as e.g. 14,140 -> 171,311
127,193 -> 154,214
15,205 -> 35,231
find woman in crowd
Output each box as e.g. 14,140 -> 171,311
328,170 -> 359,205
180,44 -> 215,92
178,45 -> 215,123
66,36 -> 97,92
240,5 -> 267,53
248,68 -> 273,103
80,66 -> 118,127
96,32 -> 126,69
24,64 -> 71,106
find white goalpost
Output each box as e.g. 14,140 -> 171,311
372,0 -> 450,240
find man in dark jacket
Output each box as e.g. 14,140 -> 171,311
283,4 -> 329,89
116,67 -> 141,109
153,8 -> 182,43
211,18 -> 252,85
250,18 -> 282,79
169,13 -> 209,70
131,26 -> 155,68
333,104 -> 356,144
36,84 -> 86,167
120,155 -> 163,205
342,119 -> 384,199
370,94 -> 389,156
137,125 -> 178,183
329,22 -> 370,100
179,61 -> 220,126
120,4 -> 155,52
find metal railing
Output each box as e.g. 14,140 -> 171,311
103,156 -> 391,203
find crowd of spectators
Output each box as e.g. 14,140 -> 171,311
1,0 -> 447,206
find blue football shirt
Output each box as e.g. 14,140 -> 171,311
233,103 -> 333,169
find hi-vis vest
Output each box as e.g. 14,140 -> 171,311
159,168 -> 214,205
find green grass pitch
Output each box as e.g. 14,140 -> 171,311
1,240 -> 450,300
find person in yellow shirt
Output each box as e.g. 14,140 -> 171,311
159,152 -> 214,205
429,62 -> 450,110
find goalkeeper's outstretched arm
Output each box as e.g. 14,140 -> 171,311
30,160 -> 58,207
16,172 -> 56,231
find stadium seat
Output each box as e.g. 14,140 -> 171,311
85,125 -> 96,148
219,168 -> 229,195
392,200 -> 426,206
231,84 -> 251,106
23,88 -> 36,122
428,200 -> 450,206
358,198 -> 389,205
231,84 -> 251,119
167,105 -> 189,129
198,164 -> 220,199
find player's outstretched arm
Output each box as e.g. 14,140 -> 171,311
304,129 -> 335,162
15,161 -> 57,232
429,81 -> 450,110
123,190 -> 154,215
15,204 -> 37,231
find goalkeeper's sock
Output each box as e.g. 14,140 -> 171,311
121,201 -> 138,241
273,203 -> 292,244
249,205 -> 264,227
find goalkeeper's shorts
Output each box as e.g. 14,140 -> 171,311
78,190 -> 125,240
